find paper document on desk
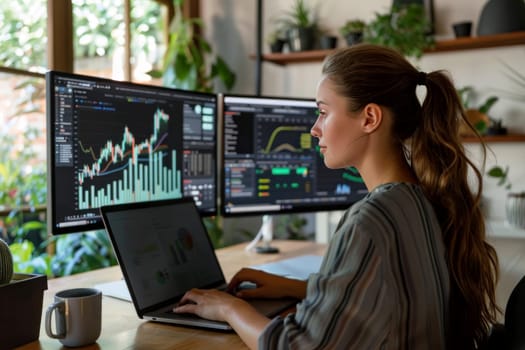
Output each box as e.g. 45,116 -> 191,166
95,279 -> 131,302
251,255 -> 323,280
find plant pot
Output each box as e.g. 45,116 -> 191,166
269,39 -> 286,53
505,192 -> 525,230
452,21 -> 472,37
0,273 -> 48,349
320,35 -> 338,49
344,32 -> 363,46
287,26 -> 316,52
486,125 -> 508,135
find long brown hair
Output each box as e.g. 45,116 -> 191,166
322,44 -> 499,348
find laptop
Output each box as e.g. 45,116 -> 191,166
100,197 -> 298,331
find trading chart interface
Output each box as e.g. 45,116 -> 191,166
47,72 -> 217,234
221,95 -> 367,216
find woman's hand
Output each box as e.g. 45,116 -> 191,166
228,268 -> 307,300
173,288 -> 270,350
173,288 -> 248,321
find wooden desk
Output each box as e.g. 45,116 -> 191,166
17,240 -> 326,350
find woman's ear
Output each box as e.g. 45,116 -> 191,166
361,103 -> 382,134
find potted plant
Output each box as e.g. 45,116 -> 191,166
457,86 -> 503,136
318,27 -> 338,50
266,28 -> 287,53
339,19 -> 366,46
148,0 -> 235,92
487,165 -> 525,229
363,3 -> 435,59
0,238 -> 48,348
278,0 -> 320,52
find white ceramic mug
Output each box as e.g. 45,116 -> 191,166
45,288 -> 102,347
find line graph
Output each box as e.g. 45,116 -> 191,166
257,123 -> 312,154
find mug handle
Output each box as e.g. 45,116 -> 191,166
45,300 -> 66,339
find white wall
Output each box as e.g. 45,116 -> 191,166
201,0 -> 525,233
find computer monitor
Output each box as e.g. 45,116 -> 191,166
220,94 -> 368,217
46,71 -> 218,235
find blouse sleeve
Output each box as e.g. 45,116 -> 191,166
258,209 -> 392,350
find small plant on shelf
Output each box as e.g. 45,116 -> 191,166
339,19 -> 366,45
457,86 -> 503,136
278,0 -> 320,51
266,28 -> 288,53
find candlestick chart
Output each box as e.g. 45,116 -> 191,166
76,108 -> 182,209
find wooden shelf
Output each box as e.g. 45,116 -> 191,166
429,31 -> 525,53
462,133 -> 525,143
258,49 -> 332,65
257,31 -> 525,66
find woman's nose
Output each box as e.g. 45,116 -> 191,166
311,121 -> 320,138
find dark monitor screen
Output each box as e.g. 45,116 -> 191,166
220,94 -> 368,216
46,71 -> 218,235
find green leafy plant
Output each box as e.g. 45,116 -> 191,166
279,0 -> 318,29
9,239 -> 51,275
487,164 -> 525,199
487,165 -> 511,190
363,3 -> 435,59
458,86 -> 500,134
49,231 -> 117,277
458,86 -> 499,116
276,0 -> 320,51
339,19 -> 366,46
266,27 -> 288,53
339,19 -> 366,37
266,28 -> 287,45
9,230 -> 118,278
148,0 -> 235,92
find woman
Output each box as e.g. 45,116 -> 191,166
174,44 -> 500,349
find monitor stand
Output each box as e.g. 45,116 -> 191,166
245,215 -> 280,254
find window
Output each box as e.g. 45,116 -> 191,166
0,2 -> 47,248
0,1 -> 48,72
72,0 -> 166,82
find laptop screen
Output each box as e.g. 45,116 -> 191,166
101,198 -> 225,311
